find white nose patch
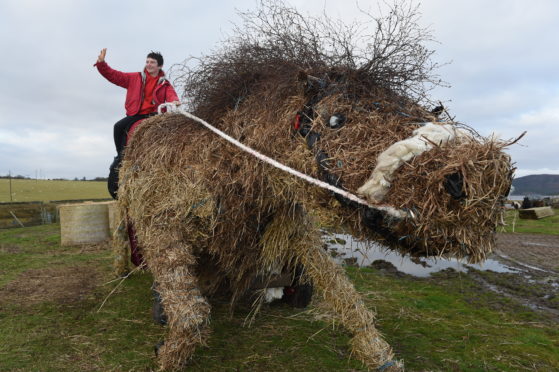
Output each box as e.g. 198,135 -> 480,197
357,123 -> 469,202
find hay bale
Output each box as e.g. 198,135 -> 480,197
518,206 -> 555,220
58,202 -> 110,246
103,201 -> 120,235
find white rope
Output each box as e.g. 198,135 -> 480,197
158,103 -> 412,219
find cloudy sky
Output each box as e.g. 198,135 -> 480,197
1,0 -> 557,179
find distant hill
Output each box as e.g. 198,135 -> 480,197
511,174 -> 559,196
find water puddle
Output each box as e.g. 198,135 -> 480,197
472,275 -> 559,317
522,242 -> 551,247
324,232 -> 518,278
493,252 -> 554,273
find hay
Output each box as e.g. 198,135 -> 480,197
116,2 -> 514,370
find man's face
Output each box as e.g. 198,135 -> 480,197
145,58 -> 161,75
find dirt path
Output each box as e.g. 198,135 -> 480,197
495,233 -> 559,272
465,233 -> 559,320
0,265 -> 101,307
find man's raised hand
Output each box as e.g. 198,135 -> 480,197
97,48 -> 107,63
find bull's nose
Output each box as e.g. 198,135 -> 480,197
444,172 -> 466,200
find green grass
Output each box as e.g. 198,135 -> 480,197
500,208 -> 559,235
349,267 -> 558,370
0,179 -> 110,202
1,224 -> 558,371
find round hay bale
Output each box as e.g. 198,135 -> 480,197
58,202 -> 110,246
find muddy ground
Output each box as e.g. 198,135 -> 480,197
365,233 -> 559,321
3,232 -> 558,321
0,265 -> 101,307
495,233 -> 559,272
483,233 -> 559,319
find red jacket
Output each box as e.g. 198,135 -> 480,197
95,61 -> 179,116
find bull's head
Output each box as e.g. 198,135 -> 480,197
295,71 -> 514,263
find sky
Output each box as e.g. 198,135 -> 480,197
0,0 -> 557,179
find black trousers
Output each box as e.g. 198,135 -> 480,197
113,114 -> 151,155
109,113 -> 154,199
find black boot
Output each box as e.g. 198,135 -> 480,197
154,340 -> 164,356
108,155 -> 121,200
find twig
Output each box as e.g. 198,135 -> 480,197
504,131 -> 527,147
97,264 -> 144,312
9,211 -> 24,228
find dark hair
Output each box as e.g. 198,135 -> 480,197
147,51 -> 164,66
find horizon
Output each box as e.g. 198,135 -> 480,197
3,173 -> 559,181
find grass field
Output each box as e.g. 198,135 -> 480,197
0,181 -> 557,369
1,179 -> 556,236
0,179 -> 110,202
0,224 -> 557,371
500,208 -> 559,235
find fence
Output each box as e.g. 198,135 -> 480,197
0,199 -> 112,229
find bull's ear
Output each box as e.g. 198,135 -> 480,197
296,70 -> 327,94
296,70 -> 310,94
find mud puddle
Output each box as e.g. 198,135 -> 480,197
324,232 -> 559,320
324,232 -> 517,277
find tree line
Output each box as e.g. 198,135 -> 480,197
0,175 -> 108,181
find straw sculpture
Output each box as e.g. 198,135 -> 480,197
117,1 -> 515,370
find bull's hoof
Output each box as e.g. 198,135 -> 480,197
377,360 -> 404,371
152,288 -> 168,325
152,300 -> 168,325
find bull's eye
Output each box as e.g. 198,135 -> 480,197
328,113 -> 346,129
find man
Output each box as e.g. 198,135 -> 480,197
95,49 -> 180,199
94,48 -> 180,155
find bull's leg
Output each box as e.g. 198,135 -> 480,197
296,241 -> 402,371
142,227 -> 211,370
261,205 -> 402,371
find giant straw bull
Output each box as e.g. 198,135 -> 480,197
116,64 -> 513,370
